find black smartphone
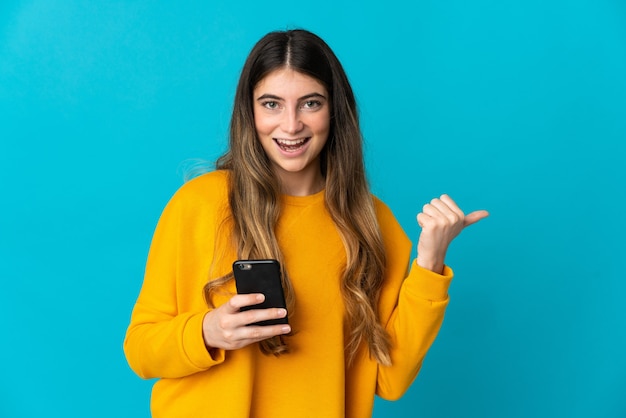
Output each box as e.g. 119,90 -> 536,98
232,259 -> 288,326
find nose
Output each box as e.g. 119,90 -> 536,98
281,107 -> 303,134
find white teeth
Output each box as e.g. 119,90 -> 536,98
275,138 -> 307,146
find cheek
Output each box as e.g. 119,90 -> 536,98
254,115 -> 276,137
317,112 -> 331,137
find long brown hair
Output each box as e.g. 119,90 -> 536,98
205,29 -> 391,365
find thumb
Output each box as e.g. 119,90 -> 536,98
464,210 -> 489,227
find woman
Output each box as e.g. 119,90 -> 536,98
124,29 -> 488,417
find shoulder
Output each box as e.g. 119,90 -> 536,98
372,196 -> 399,231
170,170 -> 230,205
372,195 -> 411,248
372,195 -> 393,219
160,170 -> 230,223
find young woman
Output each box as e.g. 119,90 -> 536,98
124,29 -> 488,417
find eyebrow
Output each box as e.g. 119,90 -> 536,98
256,92 -> 327,101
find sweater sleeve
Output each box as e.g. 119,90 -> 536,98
123,184 -> 227,379
376,261 -> 452,400
372,198 -> 453,400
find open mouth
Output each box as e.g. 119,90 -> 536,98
274,137 -> 310,153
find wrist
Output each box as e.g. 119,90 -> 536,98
416,256 -> 444,274
202,311 -> 215,349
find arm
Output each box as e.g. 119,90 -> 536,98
123,177 -> 291,379
377,261 -> 452,399
123,192 -> 225,379
375,195 -> 488,399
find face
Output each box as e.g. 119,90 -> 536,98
253,68 -> 331,195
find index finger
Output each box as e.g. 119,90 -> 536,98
226,293 -> 265,312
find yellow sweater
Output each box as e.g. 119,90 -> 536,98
124,170 -> 452,418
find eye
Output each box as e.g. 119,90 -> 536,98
262,101 -> 279,110
302,100 -> 322,110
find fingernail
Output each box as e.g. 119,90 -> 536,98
256,294 -> 264,302
282,326 -> 291,333
278,308 -> 287,317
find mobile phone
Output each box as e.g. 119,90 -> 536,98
232,259 -> 288,326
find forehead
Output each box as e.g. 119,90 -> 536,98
254,68 -> 327,96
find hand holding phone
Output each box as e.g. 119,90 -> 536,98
201,261 -> 290,350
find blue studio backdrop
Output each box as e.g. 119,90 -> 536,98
1,1 -> 625,417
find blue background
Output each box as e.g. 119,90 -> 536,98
1,1 -> 625,417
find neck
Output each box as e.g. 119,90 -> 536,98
275,168 -> 325,197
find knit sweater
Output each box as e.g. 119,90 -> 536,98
123,170 -> 452,417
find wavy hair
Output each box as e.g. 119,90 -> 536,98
204,29 -> 391,365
